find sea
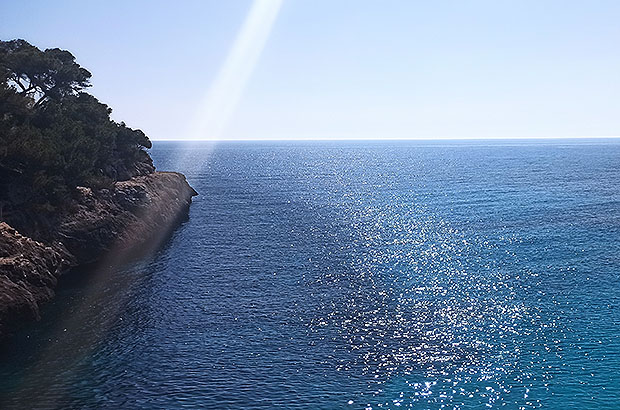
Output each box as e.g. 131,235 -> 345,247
1,139 -> 619,409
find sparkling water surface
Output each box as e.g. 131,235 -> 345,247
1,139 -> 619,409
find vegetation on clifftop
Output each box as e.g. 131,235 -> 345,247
0,39 -> 154,221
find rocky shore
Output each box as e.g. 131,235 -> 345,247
0,171 -> 196,339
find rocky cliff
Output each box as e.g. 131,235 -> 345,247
0,171 -> 196,339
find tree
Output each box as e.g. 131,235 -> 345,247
0,39 -> 91,107
0,39 -> 154,224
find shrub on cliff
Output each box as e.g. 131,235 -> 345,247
0,39 -> 154,218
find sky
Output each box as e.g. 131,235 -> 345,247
2,0 -> 620,141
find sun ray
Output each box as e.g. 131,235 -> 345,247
192,0 -> 283,141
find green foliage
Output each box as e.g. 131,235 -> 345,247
0,39 -> 154,213
0,39 -> 91,106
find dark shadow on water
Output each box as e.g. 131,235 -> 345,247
0,211 -> 191,406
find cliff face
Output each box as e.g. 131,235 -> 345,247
0,171 -> 196,339
0,224 -> 73,333
57,171 -> 197,264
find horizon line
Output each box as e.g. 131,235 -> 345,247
151,135 -> 620,142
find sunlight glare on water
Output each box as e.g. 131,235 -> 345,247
1,139 -> 619,409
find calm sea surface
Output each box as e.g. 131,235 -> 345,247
1,139 -> 619,409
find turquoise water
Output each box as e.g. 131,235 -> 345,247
1,139 -> 619,409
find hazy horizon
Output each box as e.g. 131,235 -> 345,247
2,0 -> 620,141
3,3 -> 620,407
150,135 -> 620,142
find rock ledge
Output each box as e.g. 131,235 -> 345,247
0,171 -> 196,339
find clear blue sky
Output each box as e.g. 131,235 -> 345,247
2,0 -> 619,140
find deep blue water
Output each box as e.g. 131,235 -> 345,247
1,139 -> 620,409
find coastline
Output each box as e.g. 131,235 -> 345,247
0,171 -> 196,340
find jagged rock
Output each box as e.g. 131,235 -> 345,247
0,171 -> 196,339
0,222 -> 73,337
58,171 -> 197,264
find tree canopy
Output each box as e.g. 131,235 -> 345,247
0,39 -> 154,218
1,39 -> 92,107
